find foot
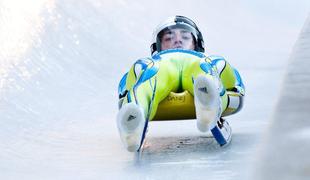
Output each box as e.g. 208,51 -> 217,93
194,75 -> 221,132
116,103 -> 147,152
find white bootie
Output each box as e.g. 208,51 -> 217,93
194,75 -> 221,132
116,103 -> 146,152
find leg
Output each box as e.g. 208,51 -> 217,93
182,58 -> 232,146
117,58 -> 156,152
210,57 -> 245,116
117,58 -> 179,151
208,56 -> 245,146
182,58 -> 227,131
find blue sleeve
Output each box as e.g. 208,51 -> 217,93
118,72 -> 128,98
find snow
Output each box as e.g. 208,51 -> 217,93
0,0 -> 309,179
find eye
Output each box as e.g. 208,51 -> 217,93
163,36 -> 172,42
162,34 -> 174,42
181,33 -> 192,40
182,36 -> 190,40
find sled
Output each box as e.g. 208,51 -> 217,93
152,90 -> 238,120
153,90 -> 196,120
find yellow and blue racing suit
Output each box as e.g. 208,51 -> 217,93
118,49 -> 245,121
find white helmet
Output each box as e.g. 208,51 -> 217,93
150,15 -> 205,55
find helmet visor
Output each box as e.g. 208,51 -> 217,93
156,24 -> 198,52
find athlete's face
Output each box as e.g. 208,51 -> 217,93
160,28 -> 195,51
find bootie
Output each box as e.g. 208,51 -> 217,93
116,103 -> 147,152
194,75 -> 221,132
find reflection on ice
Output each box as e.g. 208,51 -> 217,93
0,0 -> 55,90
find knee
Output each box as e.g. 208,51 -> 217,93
132,58 -> 159,84
199,60 -> 213,74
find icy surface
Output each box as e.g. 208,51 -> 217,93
0,0 -> 309,179
254,14 -> 310,180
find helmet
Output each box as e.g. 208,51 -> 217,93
150,15 -> 205,55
